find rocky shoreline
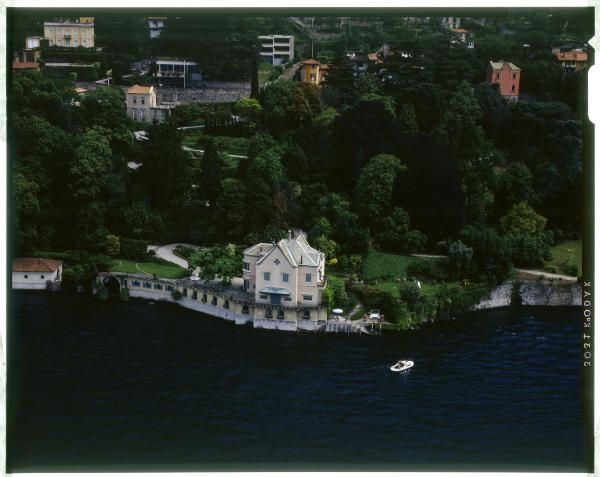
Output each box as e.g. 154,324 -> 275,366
474,280 -> 582,310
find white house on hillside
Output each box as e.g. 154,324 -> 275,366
243,231 -> 325,307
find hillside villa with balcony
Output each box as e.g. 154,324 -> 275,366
243,231 -> 326,307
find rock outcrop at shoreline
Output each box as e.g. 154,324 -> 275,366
474,281 -> 581,310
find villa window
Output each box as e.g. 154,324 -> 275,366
303,295 -> 313,301
224,300 -> 229,309
133,98 -> 137,104
302,309 -> 310,320
211,296 -> 217,306
40,275 -> 44,279
265,308 -> 273,319
141,98 -> 145,105
202,293 -> 207,303
263,272 -> 271,281
511,84 -> 515,92
305,273 -> 312,283
243,262 -> 250,271
192,290 -> 197,300
277,310 -> 284,320
284,296 -> 292,302
183,288 -> 187,297
133,280 -> 140,287
496,72 -> 500,80
282,273 -> 289,283
260,294 -> 268,300
310,73 -> 316,81
166,285 -> 174,291
140,110 -> 145,121
512,73 -> 516,79
242,304 -> 250,314
144,282 -> 152,289
24,275 -> 28,279
154,283 -> 163,290
132,109 -> 137,119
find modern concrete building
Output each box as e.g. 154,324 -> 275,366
243,231 -> 326,307
441,17 -> 461,29
259,35 -> 295,66
153,58 -> 201,87
147,17 -> 166,38
13,258 -> 63,290
125,85 -> 173,123
43,17 -> 95,48
486,60 -> 521,101
25,36 -> 44,49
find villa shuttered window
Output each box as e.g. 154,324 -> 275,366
277,310 -> 284,320
265,308 -> 273,319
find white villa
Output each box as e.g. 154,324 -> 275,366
12,258 -> 63,290
243,231 -> 326,307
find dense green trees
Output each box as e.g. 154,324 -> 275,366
10,10 -> 587,285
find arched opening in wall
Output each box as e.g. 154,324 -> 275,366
103,276 -> 121,296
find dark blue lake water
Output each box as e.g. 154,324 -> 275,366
8,291 -> 588,472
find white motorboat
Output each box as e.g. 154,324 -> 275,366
390,360 -> 414,372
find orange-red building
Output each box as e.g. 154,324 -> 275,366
554,50 -> 587,72
486,60 -> 521,101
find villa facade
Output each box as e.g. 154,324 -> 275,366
98,232 -> 329,332
243,231 -> 326,307
43,17 -> 95,48
125,85 -> 173,123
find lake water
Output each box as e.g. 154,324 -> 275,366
7,291 -> 589,472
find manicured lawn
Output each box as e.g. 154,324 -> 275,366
362,250 -> 443,281
186,133 -> 250,156
369,280 -> 462,298
420,281 -> 462,296
545,240 -> 582,275
111,259 -> 189,279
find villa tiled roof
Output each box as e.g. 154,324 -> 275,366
12,62 -> 39,69
127,85 -> 153,94
252,233 -> 322,268
13,258 -> 62,272
302,59 -> 321,65
489,60 -> 521,71
555,51 -> 587,62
